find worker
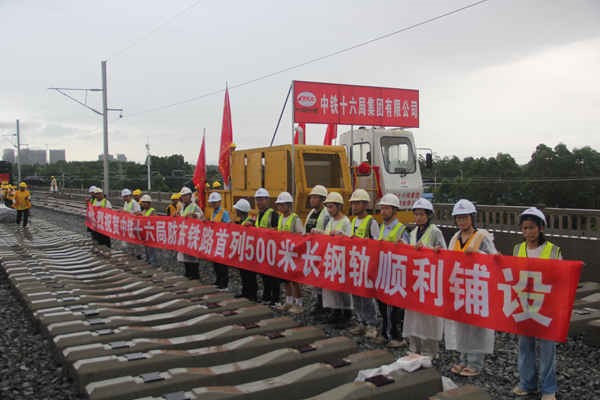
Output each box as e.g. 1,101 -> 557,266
87,186 -> 97,206
348,189 -> 380,337
373,193 -> 410,348
166,193 -> 180,217
206,191 -> 231,289
14,182 -> 32,227
138,194 -> 158,267
244,188 -> 280,305
177,186 -> 204,279
274,191 -> 305,314
232,199 -> 257,301
50,176 -> 58,193
121,189 -> 141,214
212,181 -> 221,189
91,187 -> 112,247
403,198 -> 447,357
132,189 -> 143,203
512,207 -> 561,400
321,191 -> 353,327
304,185 -> 330,316
7,185 -> 16,207
445,199 -> 497,377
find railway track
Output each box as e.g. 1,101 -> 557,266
0,219 -> 491,400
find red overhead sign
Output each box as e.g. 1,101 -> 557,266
293,80 -> 419,128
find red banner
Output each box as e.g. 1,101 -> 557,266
293,80 -> 419,128
86,206 -> 582,342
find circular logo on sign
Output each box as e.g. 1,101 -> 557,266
297,91 -> 317,107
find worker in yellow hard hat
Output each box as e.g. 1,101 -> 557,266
212,181 -> 221,189
6,184 -> 16,207
132,189 -> 143,202
166,193 -> 181,217
14,182 -> 32,227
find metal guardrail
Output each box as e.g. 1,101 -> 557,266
35,189 -> 600,238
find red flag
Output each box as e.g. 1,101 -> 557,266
323,123 -> 337,145
219,87 -> 233,186
192,133 -> 206,209
293,123 -> 305,144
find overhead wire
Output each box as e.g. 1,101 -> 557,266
123,0 -> 491,118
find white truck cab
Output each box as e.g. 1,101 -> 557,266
338,127 -> 423,212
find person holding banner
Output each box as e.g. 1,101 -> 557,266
445,199 -> 497,377
91,187 -> 112,248
206,192 -> 231,290
233,199 -> 258,302
511,207 -> 561,400
304,185 -> 330,316
275,192 -> 305,314
321,191 -> 353,327
245,188 -> 280,305
138,195 -> 158,267
403,198 -> 446,357
177,186 -> 204,280
348,189 -> 381,338
374,193 -> 410,348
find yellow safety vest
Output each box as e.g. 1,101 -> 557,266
207,207 -> 225,222
378,221 -> 406,242
93,198 -> 107,208
166,204 -> 178,217
278,213 -> 298,232
410,224 -> 435,247
143,208 -> 155,217
124,200 -> 135,212
351,215 -> 374,238
255,208 -> 274,228
513,241 -> 561,259
181,202 -> 200,217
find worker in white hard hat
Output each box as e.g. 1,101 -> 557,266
137,194 -> 158,267
206,191 -> 231,290
372,193 -> 411,348
244,188 -> 280,304
50,175 -> 58,193
403,198 -> 447,358
91,187 -> 112,248
177,186 -> 205,280
121,188 -> 141,214
232,198 -> 257,301
512,207 -> 561,400
87,186 -> 98,206
321,191 -> 353,327
347,188 -> 380,334
445,199 -> 497,378
304,185 -> 330,316
274,191 -> 305,314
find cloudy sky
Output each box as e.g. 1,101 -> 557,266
1,0 -> 598,164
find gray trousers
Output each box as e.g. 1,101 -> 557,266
352,295 -> 378,326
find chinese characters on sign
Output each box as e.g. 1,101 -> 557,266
293,80 -> 419,128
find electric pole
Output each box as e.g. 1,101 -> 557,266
16,119 -> 21,184
145,139 -> 151,191
49,60 -> 122,195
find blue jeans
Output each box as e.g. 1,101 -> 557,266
518,335 -> 557,395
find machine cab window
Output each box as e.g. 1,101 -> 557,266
351,142 -> 371,166
380,136 -> 415,174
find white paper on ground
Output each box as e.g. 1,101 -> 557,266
355,353 -> 433,382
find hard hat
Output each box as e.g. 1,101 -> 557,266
208,192 -> 222,203
324,192 -> 344,205
349,188 -> 370,203
140,194 -> 152,203
452,199 -> 477,216
275,191 -> 293,204
88,185 -> 97,193
19,182 -> 27,188
412,198 -> 434,212
51,176 -> 55,179
378,193 -> 400,209
233,199 -> 251,213
121,188 -> 132,197
170,193 -> 180,200
133,189 -> 143,196
255,188 -> 270,198
180,186 -> 193,195
94,187 -> 103,193
309,185 -> 328,198
520,207 -> 547,226
212,181 -> 222,189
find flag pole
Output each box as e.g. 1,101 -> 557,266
269,83 -> 293,147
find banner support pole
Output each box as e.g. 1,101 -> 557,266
269,83 -> 293,147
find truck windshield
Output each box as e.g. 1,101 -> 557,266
380,136 -> 415,174
302,153 -> 343,188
